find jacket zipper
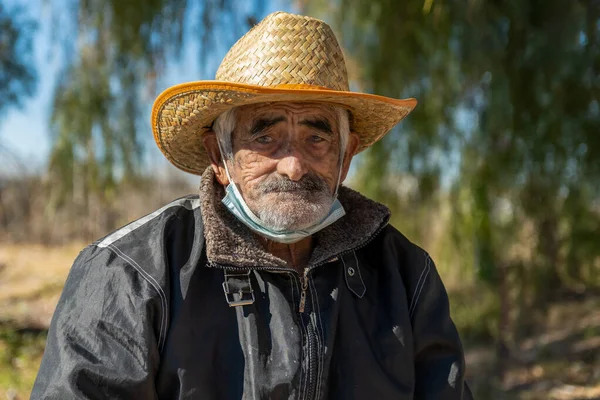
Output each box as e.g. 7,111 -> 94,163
299,268 -> 309,313
294,221 -> 390,400
306,311 -> 318,400
208,218 -> 389,400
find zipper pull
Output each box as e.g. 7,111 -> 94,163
299,269 -> 309,313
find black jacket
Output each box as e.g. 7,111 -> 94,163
32,170 -> 473,399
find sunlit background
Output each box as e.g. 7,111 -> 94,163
1,0 -> 599,398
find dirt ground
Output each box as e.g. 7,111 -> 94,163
0,243 -> 599,399
464,295 -> 600,399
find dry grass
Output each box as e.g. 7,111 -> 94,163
0,243 -> 82,328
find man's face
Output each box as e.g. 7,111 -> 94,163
208,102 -> 358,231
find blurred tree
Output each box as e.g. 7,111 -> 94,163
0,3 -> 36,217
46,0 -> 266,236
305,0 -> 600,375
0,3 -> 36,117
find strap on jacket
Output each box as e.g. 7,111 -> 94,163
341,251 -> 366,298
222,270 -> 255,307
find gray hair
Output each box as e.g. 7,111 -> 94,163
213,105 -> 351,163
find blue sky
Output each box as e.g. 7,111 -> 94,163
1,0 -> 56,173
1,0 -> 293,178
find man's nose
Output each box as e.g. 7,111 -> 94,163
276,147 -> 307,181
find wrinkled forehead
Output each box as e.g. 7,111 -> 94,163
235,101 -> 340,128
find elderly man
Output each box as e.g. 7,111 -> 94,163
33,11 -> 473,400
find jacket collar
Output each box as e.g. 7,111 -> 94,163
199,167 -> 390,269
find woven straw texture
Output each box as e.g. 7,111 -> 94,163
152,11 -> 417,175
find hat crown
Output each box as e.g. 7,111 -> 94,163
215,12 -> 349,91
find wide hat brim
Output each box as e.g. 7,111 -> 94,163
152,81 -> 417,175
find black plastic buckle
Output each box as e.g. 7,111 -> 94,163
222,270 -> 255,307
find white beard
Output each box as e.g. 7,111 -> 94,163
254,191 -> 334,231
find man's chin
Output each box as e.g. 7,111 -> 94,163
253,198 -> 332,231
259,215 -> 326,232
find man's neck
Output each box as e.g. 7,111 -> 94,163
257,235 -> 313,274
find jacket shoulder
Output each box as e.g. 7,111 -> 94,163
94,195 -> 202,250
84,195 -> 204,294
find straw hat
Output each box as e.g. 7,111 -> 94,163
152,11 -> 417,175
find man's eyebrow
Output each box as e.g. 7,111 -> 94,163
250,116 -> 286,136
299,117 -> 333,135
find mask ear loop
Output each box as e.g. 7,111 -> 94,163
333,136 -> 346,199
215,132 -> 235,186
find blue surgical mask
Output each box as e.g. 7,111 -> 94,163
221,180 -> 346,244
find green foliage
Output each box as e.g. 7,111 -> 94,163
449,286 -> 500,343
48,0 -> 181,207
46,0 -> 266,208
306,0 -> 600,345
0,4 -> 36,117
0,326 -> 47,397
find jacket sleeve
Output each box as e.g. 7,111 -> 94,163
31,245 -> 162,399
410,253 -> 474,400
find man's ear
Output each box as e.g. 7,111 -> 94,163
339,132 -> 360,183
202,131 -> 230,185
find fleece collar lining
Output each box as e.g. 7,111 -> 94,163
199,167 -> 390,269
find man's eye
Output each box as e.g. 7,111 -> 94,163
255,136 -> 273,144
311,135 -> 325,143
